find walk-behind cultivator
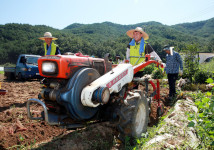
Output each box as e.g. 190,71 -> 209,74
27,53 -> 164,141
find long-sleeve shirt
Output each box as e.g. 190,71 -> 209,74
164,51 -> 183,74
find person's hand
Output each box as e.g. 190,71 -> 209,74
125,59 -> 129,63
161,63 -> 166,68
179,70 -> 183,76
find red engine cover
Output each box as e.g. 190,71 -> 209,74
38,54 -> 106,79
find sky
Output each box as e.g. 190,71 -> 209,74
0,0 -> 214,29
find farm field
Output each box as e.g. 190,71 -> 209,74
0,74 -> 172,149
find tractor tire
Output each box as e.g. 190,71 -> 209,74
6,72 -> 15,80
117,90 -> 149,142
17,73 -> 22,80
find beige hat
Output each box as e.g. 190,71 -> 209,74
39,32 -> 58,40
126,27 -> 149,40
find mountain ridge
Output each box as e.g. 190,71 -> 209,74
0,17 -> 213,64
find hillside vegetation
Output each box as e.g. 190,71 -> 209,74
0,18 -> 214,64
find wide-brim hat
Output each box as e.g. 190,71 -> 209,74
126,27 -> 149,40
39,32 -> 58,40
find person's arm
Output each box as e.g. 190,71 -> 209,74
150,51 -> 162,62
177,53 -> 183,70
56,47 -> 61,55
126,47 -> 130,61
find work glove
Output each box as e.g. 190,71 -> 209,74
161,63 -> 166,68
125,59 -> 129,63
179,70 -> 183,76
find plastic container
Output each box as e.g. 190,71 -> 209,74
0,89 -> 7,95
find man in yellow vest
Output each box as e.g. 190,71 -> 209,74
39,32 -> 61,56
126,27 -> 162,77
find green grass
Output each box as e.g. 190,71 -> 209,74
0,71 -> 4,74
200,59 -> 214,73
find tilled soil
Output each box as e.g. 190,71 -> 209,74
0,74 -> 170,150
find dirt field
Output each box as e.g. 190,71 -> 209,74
0,74 -> 170,150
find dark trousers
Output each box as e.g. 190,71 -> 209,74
167,73 -> 178,97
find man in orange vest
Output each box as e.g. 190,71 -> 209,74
39,32 -> 61,56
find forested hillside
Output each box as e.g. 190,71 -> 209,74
0,18 -> 214,64
172,17 -> 214,38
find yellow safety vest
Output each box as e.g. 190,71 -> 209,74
129,42 -> 145,66
44,42 -> 57,56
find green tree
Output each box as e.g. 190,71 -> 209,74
183,44 -> 199,82
208,37 -> 214,52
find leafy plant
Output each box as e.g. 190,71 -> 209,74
193,70 -> 212,84
152,68 -> 164,79
187,78 -> 214,149
141,64 -> 155,76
